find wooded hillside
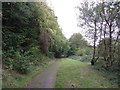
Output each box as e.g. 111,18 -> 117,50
2,2 -> 70,74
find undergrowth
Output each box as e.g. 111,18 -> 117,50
93,58 -> 119,87
2,55 -> 55,88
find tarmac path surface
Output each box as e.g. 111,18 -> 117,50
26,60 -> 61,88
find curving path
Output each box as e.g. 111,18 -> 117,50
26,59 -> 61,88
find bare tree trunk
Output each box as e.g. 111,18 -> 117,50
103,24 -> 108,65
91,20 -> 97,65
95,19 -> 103,63
107,24 -> 112,67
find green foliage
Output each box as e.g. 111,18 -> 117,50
68,55 -> 81,60
69,33 -> 87,47
80,55 -> 93,62
93,58 -> 119,86
78,1 -> 120,67
15,52 -> 33,74
68,33 -> 92,56
2,2 -> 70,75
2,58 -> 54,88
67,44 -> 77,56
3,58 -> 14,70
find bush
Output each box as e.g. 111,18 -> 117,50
80,55 -> 92,62
17,59 -> 33,74
46,51 -> 54,58
68,55 -> 81,60
3,58 -> 14,70
76,47 -> 92,56
93,58 -> 119,86
14,52 -> 33,74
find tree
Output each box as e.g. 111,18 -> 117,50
101,2 -> 120,67
77,1 -> 101,65
77,1 -> 120,67
69,33 -> 87,47
68,33 -> 90,56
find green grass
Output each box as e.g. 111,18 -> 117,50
55,58 -> 118,88
0,68 -> 2,89
2,59 -> 55,88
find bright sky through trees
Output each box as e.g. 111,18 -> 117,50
46,0 -> 82,39
46,0 -> 117,44
46,0 -> 100,45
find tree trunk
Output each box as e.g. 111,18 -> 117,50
107,24 -> 112,67
91,20 -> 97,65
103,24 -> 108,65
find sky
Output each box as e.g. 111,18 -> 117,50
46,0 -> 118,45
46,0 -> 102,45
46,0 -> 83,39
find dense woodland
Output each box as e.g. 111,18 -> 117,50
2,1 -> 120,88
2,2 -> 68,74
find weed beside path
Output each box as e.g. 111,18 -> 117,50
2,59 -> 55,88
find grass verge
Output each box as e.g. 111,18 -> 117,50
0,68 -> 2,89
2,59 -> 55,88
55,58 -> 118,88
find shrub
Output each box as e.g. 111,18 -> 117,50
4,58 -> 14,70
14,52 -> 33,74
80,55 -> 92,62
17,59 -> 33,74
68,55 -> 81,60
46,51 -> 54,58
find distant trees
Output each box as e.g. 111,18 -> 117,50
68,33 -> 92,56
69,33 -> 87,47
78,1 -> 120,67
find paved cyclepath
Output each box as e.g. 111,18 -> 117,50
26,60 -> 61,88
